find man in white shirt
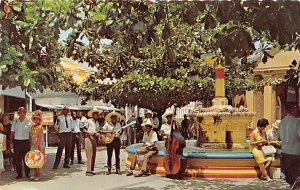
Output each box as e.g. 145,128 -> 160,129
10,107 -> 32,179
266,120 -> 281,148
84,109 -> 101,176
70,111 -> 84,165
160,111 -> 177,139
53,106 -> 74,169
126,119 -> 158,177
102,112 -> 123,175
78,111 -> 88,149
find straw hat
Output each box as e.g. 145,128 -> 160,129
105,111 -> 124,121
272,120 -> 281,128
141,118 -> 155,128
87,108 -> 102,118
145,110 -> 153,116
32,110 -> 43,120
163,110 -> 175,118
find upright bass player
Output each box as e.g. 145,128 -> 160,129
160,110 -> 187,177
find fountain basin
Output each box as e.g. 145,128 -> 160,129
125,140 -> 280,178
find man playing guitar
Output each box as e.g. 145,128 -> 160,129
101,112 -> 124,175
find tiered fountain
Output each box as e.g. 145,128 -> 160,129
192,64 -> 255,150
125,65 -> 280,178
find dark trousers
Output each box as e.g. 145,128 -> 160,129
53,132 -> 72,167
281,153 -> 300,185
71,133 -> 82,162
106,138 -> 121,170
14,139 -> 30,177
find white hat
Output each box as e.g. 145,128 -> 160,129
145,110 -> 153,115
142,118 -> 154,128
163,110 -> 175,118
272,120 -> 281,128
87,109 -> 102,118
105,111 -> 124,121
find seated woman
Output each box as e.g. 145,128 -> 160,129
250,118 -> 273,181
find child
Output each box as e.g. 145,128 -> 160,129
30,110 -> 45,181
0,124 -> 7,176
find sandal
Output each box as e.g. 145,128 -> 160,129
261,176 -> 271,181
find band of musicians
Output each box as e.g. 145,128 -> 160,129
51,106 -> 185,177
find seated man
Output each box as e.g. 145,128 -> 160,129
266,120 -> 282,149
126,119 -> 158,177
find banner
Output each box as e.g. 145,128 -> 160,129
14,111 -> 54,125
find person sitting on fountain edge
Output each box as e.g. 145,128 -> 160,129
250,118 -> 273,181
126,119 -> 158,177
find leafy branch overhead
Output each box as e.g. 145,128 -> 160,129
1,1 -> 300,113
0,0 -> 70,92
70,1 -> 300,112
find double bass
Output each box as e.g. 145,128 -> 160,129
163,112 -> 187,177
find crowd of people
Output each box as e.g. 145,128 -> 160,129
0,106 -> 181,180
1,103 -> 299,188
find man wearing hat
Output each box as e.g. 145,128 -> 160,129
266,120 -> 282,149
126,118 -> 158,177
10,107 -> 32,179
159,110 -> 178,139
101,111 -> 123,175
83,109 -> 101,176
53,106 -> 74,169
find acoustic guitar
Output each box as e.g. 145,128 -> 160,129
99,121 -> 136,144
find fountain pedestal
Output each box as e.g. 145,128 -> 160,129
196,115 -> 253,149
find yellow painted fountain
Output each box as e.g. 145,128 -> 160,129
192,64 -> 255,149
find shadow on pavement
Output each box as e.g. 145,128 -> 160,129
0,152 -> 84,186
160,178 -> 289,190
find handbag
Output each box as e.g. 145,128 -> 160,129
262,145 -> 276,155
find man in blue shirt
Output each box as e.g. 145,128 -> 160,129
279,102 -> 300,186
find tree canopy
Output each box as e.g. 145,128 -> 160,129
1,1 -> 300,113
0,0 -> 78,92
69,1 -> 300,113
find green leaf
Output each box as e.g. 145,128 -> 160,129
105,19 -> 114,26
24,78 -> 31,87
12,2 -> 22,12
1,66 -> 8,72
14,21 -> 30,27
2,59 -> 13,65
29,34 -> 33,49
104,2 -> 114,10
31,71 -> 39,75
30,79 -> 36,89
0,65 -> 7,69
91,13 -> 106,22
0,11 -> 5,19
132,22 -> 145,32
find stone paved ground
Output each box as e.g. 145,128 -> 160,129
0,147 -> 290,190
